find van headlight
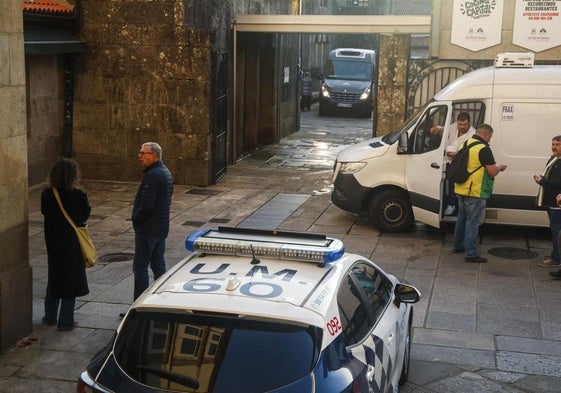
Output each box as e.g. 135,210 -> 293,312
360,87 -> 371,100
339,162 -> 366,174
321,85 -> 331,98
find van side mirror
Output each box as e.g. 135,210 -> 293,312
397,132 -> 408,154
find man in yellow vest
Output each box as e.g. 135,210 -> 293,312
452,124 -> 507,263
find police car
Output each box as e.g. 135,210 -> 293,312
78,227 -> 420,393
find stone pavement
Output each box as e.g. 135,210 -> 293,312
2,107 -> 561,392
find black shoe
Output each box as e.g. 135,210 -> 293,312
549,270 -> 561,280
465,255 -> 487,263
452,247 -> 465,254
119,312 -> 126,319
42,317 -> 56,326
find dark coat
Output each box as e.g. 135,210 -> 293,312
539,156 -> 561,208
41,187 -> 90,298
132,160 -> 173,237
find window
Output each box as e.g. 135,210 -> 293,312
114,311 -> 321,392
337,262 -> 392,346
411,105 -> 448,154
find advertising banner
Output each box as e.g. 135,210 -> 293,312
451,0 -> 504,51
513,0 -> 561,52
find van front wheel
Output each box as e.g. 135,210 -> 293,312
369,190 -> 412,232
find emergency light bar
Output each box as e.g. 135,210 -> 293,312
185,227 -> 345,264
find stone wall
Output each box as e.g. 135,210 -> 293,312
73,0 -> 296,186
74,0 -> 214,186
376,34 -> 409,136
26,55 -> 65,185
0,0 -> 33,350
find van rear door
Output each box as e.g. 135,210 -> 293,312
404,103 -> 452,228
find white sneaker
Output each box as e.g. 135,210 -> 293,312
444,205 -> 456,215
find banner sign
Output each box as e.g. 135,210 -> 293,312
451,0 -> 504,52
513,0 -> 561,52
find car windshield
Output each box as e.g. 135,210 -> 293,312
325,60 -> 371,81
381,100 -> 432,145
114,311 -> 321,393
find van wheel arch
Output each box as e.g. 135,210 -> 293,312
368,189 -> 413,232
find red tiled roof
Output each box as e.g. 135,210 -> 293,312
22,0 -> 75,15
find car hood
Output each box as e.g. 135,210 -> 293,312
324,79 -> 370,93
336,137 -> 389,162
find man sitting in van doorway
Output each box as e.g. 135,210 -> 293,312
534,135 -> 561,268
438,112 -> 476,215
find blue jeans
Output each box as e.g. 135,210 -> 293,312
547,208 -> 561,263
133,233 -> 167,300
453,195 -> 487,257
44,286 -> 76,329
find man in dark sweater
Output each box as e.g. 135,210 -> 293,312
131,142 -> 173,301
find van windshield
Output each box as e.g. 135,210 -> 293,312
325,60 -> 372,81
382,100 -> 432,145
114,311 -> 321,393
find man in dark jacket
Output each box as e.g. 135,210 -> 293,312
131,142 -> 173,301
534,135 -> 561,268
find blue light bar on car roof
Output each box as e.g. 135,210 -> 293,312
185,227 -> 345,264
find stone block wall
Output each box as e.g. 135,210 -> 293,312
376,34 -> 409,136
74,0 -> 214,186
0,0 -> 33,350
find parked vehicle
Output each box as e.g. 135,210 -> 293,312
77,227 -> 420,393
319,48 -> 376,118
331,52 -> 561,232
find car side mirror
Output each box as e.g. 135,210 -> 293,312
397,132 -> 408,154
394,283 -> 421,305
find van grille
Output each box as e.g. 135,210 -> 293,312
331,92 -> 361,103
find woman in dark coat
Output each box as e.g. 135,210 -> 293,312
41,158 -> 90,331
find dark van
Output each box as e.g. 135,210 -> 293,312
319,48 -> 376,118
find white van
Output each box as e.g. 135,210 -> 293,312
331,54 -> 561,232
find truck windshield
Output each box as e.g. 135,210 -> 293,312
325,60 -> 371,81
114,311 -> 321,393
382,100 -> 433,145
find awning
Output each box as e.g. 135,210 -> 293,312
24,26 -> 85,54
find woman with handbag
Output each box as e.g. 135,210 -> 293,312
41,158 -> 90,331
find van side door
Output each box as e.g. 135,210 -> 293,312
404,104 -> 452,228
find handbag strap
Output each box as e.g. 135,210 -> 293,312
52,187 -> 78,230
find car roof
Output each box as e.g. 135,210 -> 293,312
131,227 -> 362,328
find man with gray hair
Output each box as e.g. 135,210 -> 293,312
121,142 -> 173,315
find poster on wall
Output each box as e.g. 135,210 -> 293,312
513,0 -> 561,52
451,0 -> 504,51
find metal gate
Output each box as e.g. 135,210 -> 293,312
212,52 -> 228,183
406,59 -> 492,118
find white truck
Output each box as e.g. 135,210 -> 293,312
331,53 -> 561,232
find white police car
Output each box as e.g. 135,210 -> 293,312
78,227 -> 420,393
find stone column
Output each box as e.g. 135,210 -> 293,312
0,0 -> 33,349
376,34 -> 410,136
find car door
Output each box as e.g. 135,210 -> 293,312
405,103 -> 452,228
338,262 -> 396,393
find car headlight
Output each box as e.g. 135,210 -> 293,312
321,85 -> 330,98
339,162 -> 366,174
360,87 -> 371,100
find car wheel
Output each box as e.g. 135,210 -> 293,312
369,190 -> 412,232
319,103 -> 327,116
399,313 -> 413,386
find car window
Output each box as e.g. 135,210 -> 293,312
337,262 -> 392,346
349,262 -> 392,323
114,311 -> 321,393
411,105 -> 448,154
